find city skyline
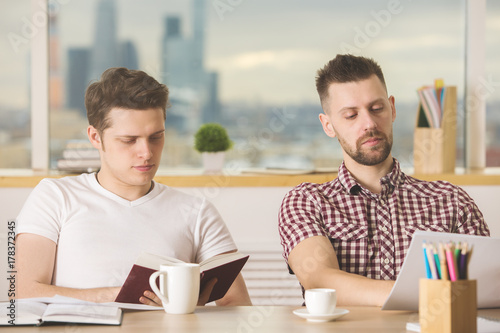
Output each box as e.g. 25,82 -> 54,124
3,0 -> 500,109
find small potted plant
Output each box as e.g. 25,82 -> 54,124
194,123 -> 232,173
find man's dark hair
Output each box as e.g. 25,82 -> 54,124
85,67 -> 169,135
315,54 -> 386,107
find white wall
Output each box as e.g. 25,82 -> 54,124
2,185 -> 498,242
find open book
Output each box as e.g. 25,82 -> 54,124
1,301 -> 122,326
115,251 -> 249,304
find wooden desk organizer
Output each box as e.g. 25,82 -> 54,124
419,279 -> 477,333
413,86 -> 457,174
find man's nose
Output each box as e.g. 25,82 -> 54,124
360,112 -> 377,132
137,140 -> 153,159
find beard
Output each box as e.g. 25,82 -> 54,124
337,129 -> 393,166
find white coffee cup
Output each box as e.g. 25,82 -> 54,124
305,288 -> 337,315
149,263 -> 200,314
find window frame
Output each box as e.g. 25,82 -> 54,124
31,0 -> 49,170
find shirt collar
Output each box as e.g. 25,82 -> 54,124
337,158 -> 405,194
381,158 -> 405,188
337,161 -> 360,194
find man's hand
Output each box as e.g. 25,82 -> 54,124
139,290 -> 163,306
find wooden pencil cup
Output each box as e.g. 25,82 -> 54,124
419,279 -> 477,333
413,86 -> 456,174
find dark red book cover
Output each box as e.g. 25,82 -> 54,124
115,264 -> 157,304
201,255 -> 249,303
115,253 -> 249,304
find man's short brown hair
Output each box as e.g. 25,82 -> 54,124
85,67 -> 169,135
315,54 -> 386,108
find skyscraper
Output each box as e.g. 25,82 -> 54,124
119,40 -> 139,70
67,48 -> 90,117
203,71 -> 220,124
89,0 -> 118,82
162,16 -> 196,90
191,0 -> 205,89
68,0 -> 140,116
161,0 -> 220,132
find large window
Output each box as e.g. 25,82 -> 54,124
5,0 -> 494,172
0,1 -> 31,169
47,0 -> 468,171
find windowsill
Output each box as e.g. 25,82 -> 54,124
1,167 -> 500,187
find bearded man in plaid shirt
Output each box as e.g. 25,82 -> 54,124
278,54 -> 490,307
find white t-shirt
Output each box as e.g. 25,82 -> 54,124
16,173 -> 237,289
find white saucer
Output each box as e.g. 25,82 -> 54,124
292,308 -> 349,322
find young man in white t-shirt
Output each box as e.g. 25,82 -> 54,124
16,67 -> 251,306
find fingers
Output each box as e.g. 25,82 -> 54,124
198,277 -> 218,306
139,290 -> 162,306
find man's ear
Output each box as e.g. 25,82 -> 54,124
319,113 -> 337,138
87,126 -> 102,150
389,95 -> 396,122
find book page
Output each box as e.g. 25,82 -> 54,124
200,252 -> 248,271
0,301 -> 47,326
43,304 -> 120,318
135,252 -> 184,269
42,304 -> 122,325
17,295 -> 159,311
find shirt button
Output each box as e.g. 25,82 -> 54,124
381,226 -> 388,232
384,258 -> 390,265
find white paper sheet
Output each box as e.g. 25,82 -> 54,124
382,231 -> 500,311
17,295 -> 161,311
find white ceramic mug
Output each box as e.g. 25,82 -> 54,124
305,288 -> 337,315
149,263 -> 200,314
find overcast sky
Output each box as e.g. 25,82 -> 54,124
2,0 -> 499,109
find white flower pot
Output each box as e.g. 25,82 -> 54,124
202,152 -> 225,174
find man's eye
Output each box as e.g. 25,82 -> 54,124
345,114 -> 357,120
122,140 -> 135,144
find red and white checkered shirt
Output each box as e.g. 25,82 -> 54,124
279,159 -> 490,280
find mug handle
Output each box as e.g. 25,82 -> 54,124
149,271 -> 169,305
